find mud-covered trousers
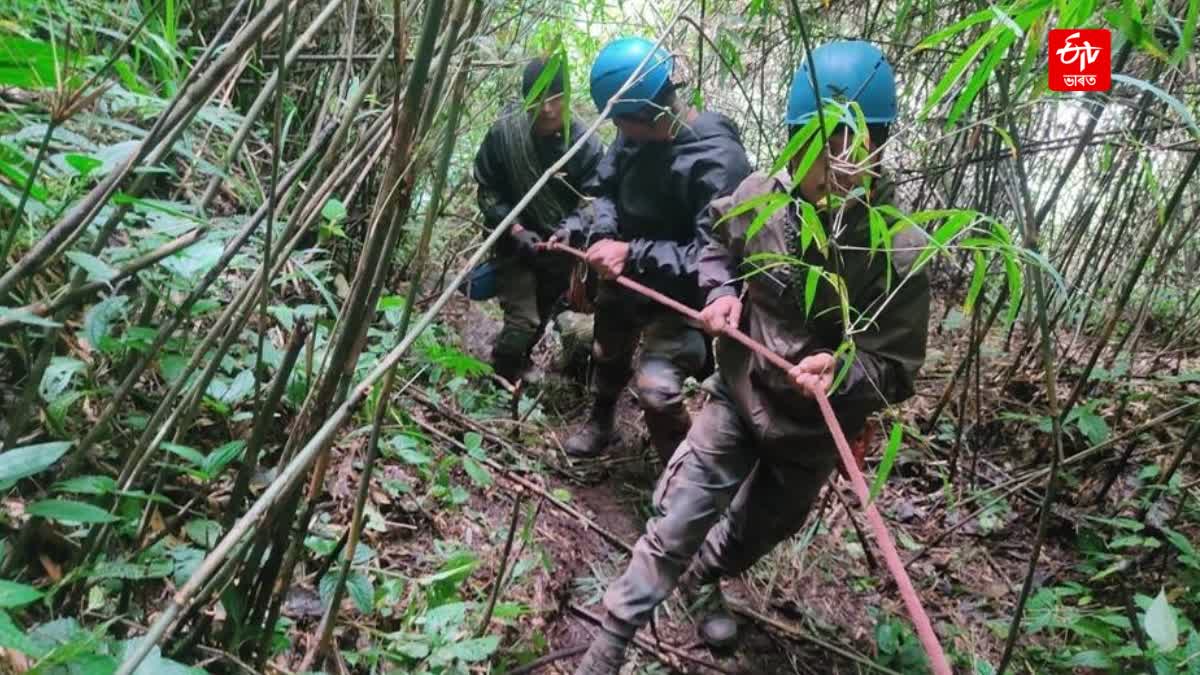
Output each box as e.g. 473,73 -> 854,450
601,382 -> 858,634
589,281 -> 708,462
492,252 -> 573,381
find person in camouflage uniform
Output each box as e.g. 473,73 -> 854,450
576,41 -> 931,674
474,58 -> 605,383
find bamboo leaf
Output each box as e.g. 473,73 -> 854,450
921,25 -> 1002,119
1174,0 -> 1198,66
1111,74 -> 1200,139
715,191 -> 787,227
0,441 -> 71,484
27,499 -> 118,524
161,442 -> 207,468
54,475 -> 116,496
804,266 -> 821,317
746,192 -> 792,241
990,5 -> 1024,38
914,6 -> 998,50
0,307 -> 60,328
0,580 -> 43,608
965,251 -> 988,313
947,30 -> 1015,128
797,201 -> 820,254
913,212 -> 974,272
1004,253 -> 1024,325
869,423 -> 904,502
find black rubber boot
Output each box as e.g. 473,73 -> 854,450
564,400 -> 616,458
679,559 -> 738,649
574,629 -> 629,675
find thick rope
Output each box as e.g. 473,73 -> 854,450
544,241 -> 953,675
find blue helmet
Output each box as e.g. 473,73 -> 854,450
589,37 -> 673,118
786,41 -> 897,126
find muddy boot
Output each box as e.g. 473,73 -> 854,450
564,400 -> 616,458
644,407 -> 691,465
574,629 -> 629,675
679,559 -> 738,649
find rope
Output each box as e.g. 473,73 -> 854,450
494,104 -> 572,231
543,241 -> 953,675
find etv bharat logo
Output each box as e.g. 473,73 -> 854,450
1049,29 -> 1111,92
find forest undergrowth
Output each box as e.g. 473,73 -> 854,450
0,0 -> 1197,673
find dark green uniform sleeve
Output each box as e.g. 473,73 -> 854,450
835,228 -> 931,408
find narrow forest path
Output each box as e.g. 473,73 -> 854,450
410,295 -> 1028,674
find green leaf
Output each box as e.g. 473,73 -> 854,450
914,6 -> 997,49
0,36 -> 65,89
64,251 -> 118,283
321,197 -> 346,222
965,251 -> 988,313
1111,74 -> 1200,139
0,307 -> 60,328
1144,589 -> 1178,652
39,356 -> 84,402
53,475 -> 116,496
461,456 -> 492,487
803,266 -> 821,317
1068,650 -> 1114,668
1174,0 -> 1198,66
523,51 -> 563,108
922,25 -> 1001,120
89,559 -> 172,581
744,193 -> 792,241
947,30 -> 1014,128
184,519 -> 222,548
83,295 -> 129,350
0,580 -> 43,608
463,432 -> 484,459
0,441 -> 71,483
1073,407 -> 1110,446
422,601 -> 468,636
870,423 -> 904,502
27,499 -> 118,524
202,440 -> 245,478
64,154 -> 103,178
346,571 -> 374,614
1003,253 -> 1023,325
913,212 -> 973,272
438,635 -> 500,663
162,442 -> 206,468
0,610 -> 46,657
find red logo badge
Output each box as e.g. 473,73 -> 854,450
1048,29 -> 1111,92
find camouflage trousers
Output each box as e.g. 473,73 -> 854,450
602,382 -> 845,632
589,282 -> 708,462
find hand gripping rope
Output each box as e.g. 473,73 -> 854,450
545,242 -> 953,675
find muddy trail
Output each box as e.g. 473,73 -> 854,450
366,294 -> 1045,675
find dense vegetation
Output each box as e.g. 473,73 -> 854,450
0,0 -> 1197,672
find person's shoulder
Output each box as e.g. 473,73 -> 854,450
710,170 -> 788,216
733,170 -> 788,201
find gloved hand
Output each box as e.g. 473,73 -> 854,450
510,225 -> 543,259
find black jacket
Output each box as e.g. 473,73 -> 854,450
473,108 -> 605,237
561,111 -> 752,305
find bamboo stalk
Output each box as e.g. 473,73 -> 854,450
114,21 -> 667,666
